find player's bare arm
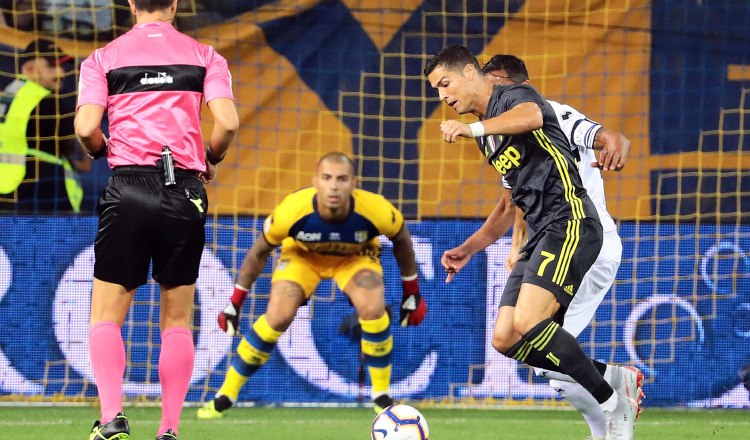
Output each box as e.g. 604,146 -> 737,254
439,101 -> 543,143
505,208 -> 527,272
235,234 -> 275,289
74,104 -> 107,157
218,233 -> 276,335
592,127 -> 631,171
442,188 -> 515,283
390,224 -> 418,277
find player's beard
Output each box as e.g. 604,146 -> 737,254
322,196 -> 348,221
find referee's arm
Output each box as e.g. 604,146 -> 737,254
74,104 -> 107,158
205,97 -> 239,164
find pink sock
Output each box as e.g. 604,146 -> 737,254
158,327 -> 194,436
89,321 -> 125,423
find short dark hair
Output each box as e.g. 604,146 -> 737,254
481,54 -> 529,84
317,152 -> 355,175
21,38 -> 72,67
424,45 -> 481,77
133,0 -> 173,13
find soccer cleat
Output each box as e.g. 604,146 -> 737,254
372,394 -> 394,414
585,436 -> 606,440
89,412 -> 130,440
610,365 -> 645,419
155,429 -> 177,440
604,393 -> 638,440
196,395 -> 233,419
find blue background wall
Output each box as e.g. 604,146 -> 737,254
0,216 -> 748,407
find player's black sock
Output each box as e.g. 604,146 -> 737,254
512,317 -> 614,404
505,337 -> 562,373
592,359 -> 607,376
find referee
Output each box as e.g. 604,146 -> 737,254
75,1 -> 238,439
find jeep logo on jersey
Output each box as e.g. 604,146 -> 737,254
296,231 -> 322,241
491,146 -> 521,175
140,72 -> 174,85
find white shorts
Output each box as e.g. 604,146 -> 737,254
562,228 -> 622,337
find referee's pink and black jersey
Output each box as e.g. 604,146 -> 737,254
77,21 -> 233,172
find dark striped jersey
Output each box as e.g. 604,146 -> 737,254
478,84 -> 600,251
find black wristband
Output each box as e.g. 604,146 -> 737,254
88,140 -> 108,160
206,149 -> 224,165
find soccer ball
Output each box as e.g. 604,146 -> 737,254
371,404 -> 429,440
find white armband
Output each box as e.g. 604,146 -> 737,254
571,118 -> 602,149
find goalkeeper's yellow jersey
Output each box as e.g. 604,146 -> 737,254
262,187 -> 404,257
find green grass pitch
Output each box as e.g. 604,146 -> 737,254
0,405 -> 746,439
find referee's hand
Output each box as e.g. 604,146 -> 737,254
201,162 -> 217,184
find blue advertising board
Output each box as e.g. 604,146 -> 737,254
0,216 -> 748,408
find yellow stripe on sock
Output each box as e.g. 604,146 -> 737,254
253,315 -> 283,343
359,312 -> 390,333
515,341 -> 533,362
530,321 -> 560,350
237,337 -> 272,365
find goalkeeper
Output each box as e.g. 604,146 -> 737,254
198,151 -> 427,418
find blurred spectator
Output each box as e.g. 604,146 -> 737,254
0,0 -> 42,31
0,1 -> 131,40
1,0 -> 265,36
0,37 -> 88,213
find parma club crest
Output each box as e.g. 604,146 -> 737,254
354,230 -> 368,243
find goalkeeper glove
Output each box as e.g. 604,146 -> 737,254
218,284 -> 249,336
400,274 -> 427,326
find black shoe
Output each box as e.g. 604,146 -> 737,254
89,412 -> 130,440
372,394 -> 394,414
155,429 -> 177,440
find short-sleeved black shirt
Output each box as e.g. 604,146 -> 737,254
477,84 -> 600,251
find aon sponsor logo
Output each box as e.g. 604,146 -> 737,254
491,146 -> 521,175
296,231 -> 322,241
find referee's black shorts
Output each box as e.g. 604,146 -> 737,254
500,217 -> 603,315
93,166 -> 208,290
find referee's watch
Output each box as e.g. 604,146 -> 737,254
205,148 -> 225,165
88,137 -> 108,160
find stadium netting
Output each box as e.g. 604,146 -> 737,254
0,0 -> 748,409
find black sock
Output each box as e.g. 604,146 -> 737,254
505,338 -> 563,373
511,317 -> 614,404
592,359 -> 607,376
